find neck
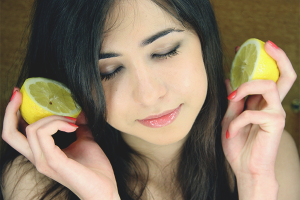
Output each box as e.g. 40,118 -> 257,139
120,132 -> 188,171
121,133 -> 188,199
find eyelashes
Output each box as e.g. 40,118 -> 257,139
151,44 -> 180,59
100,44 -> 180,81
100,66 -> 123,81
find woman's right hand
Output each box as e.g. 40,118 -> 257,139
2,88 -> 120,200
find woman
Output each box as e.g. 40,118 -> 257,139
1,0 -> 300,199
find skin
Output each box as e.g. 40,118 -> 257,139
222,42 -> 299,199
1,0 -> 300,199
99,0 -> 207,169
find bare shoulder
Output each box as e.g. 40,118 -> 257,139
275,130 -> 300,200
1,155 -> 65,200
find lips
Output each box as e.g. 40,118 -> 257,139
137,104 -> 182,128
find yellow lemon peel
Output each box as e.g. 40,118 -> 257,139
20,77 -> 81,124
230,38 -> 279,91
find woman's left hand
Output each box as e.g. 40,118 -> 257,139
221,41 -> 297,199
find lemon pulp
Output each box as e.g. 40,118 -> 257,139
20,77 -> 81,124
230,38 -> 279,91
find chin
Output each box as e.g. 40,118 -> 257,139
134,119 -> 194,146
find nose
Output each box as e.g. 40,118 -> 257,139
131,64 -> 167,106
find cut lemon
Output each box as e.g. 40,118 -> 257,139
20,77 -> 81,124
230,38 -> 279,91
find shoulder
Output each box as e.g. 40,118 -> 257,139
1,155 -> 62,200
275,130 -> 300,200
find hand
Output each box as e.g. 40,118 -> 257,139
2,89 -> 120,200
221,41 -> 296,199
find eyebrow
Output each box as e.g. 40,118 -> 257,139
99,28 -> 184,60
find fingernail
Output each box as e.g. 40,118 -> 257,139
68,122 -> 78,128
267,40 -> 279,49
64,116 -> 77,122
226,130 -> 230,139
10,90 -> 17,102
227,90 -> 237,100
13,87 -> 18,93
235,46 -> 240,53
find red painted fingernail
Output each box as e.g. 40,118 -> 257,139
68,122 -> 78,128
10,90 -> 17,102
226,130 -> 230,139
235,46 -> 240,53
13,87 -> 18,93
64,116 -> 77,121
227,90 -> 237,100
267,40 -> 279,49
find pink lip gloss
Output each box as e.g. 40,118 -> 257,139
138,104 -> 182,128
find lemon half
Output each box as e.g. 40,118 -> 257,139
230,38 -> 279,91
20,77 -> 81,124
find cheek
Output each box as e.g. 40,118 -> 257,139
169,57 -> 207,99
102,80 -> 128,124
102,55 -> 207,128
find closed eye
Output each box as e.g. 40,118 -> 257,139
151,44 -> 180,59
100,66 -> 123,81
100,44 -> 180,81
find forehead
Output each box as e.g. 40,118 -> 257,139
102,0 -> 185,47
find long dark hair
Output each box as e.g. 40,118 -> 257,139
1,0 -> 234,199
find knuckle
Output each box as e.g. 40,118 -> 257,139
290,71 -> 297,82
2,131 -> 9,142
241,110 -> 252,119
46,155 -> 59,170
35,162 -> 48,174
281,109 -> 286,119
266,80 -> 277,91
36,128 -> 43,139
36,125 -> 47,135
273,113 -> 285,128
25,125 -> 35,137
47,160 -> 58,170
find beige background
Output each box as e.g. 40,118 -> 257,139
1,0 -> 299,153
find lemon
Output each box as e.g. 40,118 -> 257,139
230,38 -> 279,91
20,77 -> 81,124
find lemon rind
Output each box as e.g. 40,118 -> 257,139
23,77 -> 81,116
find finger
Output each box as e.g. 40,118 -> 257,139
227,110 -> 285,139
17,111 -> 28,135
26,116 -> 78,164
222,79 -> 245,133
245,95 -> 263,110
36,120 -> 78,161
2,90 -> 33,161
229,80 -> 282,110
264,41 -> 297,101
222,79 -> 244,121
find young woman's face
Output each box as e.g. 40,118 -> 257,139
99,0 -> 207,146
